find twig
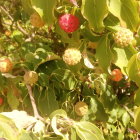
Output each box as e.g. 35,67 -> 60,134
123,105 -> 134,119
0,6 -> 14,21
0,6 -> 29,36
26,84 -> 44,121
16,21 -> 29,36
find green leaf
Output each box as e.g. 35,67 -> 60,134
96,35 -> 113,72
30,0 -> 57,25
89,97 -> 108,121
81,0 -> 108,32
7,90 -> 19,110
81,24 -> 100,42
100,85 -> 116,110
104,13 -> 120,26
19,132 -> 32,140
73,121 -> 105,140
50,110 -> 69,140
38,87 -> 59,115
0,73 -> 6,88
107,0 -> 140,31
122,112 -> 130,127
0,114 -> 19,140
21,0 -> 34,15
70,128 -> 77,140
134,106 -> 140,133
49,109 -> 67,119
55,23 -> 77,44
127,53 -> 140,86
51,69 -> 77,90
112,45 -> 137,74
38,73 -> 49,86
134,88 -> 140,106
19,130 -> 39,140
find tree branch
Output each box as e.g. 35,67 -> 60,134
26,84 -> 44,121
0,6 -> 29,36
123,105 -> 134,119
0,6 -> 14,21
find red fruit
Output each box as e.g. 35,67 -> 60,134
0,98 -> 3,105
58,14 -> 79,33
111,69 -> 123,82
0,58 -> 13,73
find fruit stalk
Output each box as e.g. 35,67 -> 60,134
26,84 -> 44,121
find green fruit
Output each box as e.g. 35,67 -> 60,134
74,101 -> 88,116
63,48 -> 82,65
113,27 -> 134,47
24,71 -> 38,84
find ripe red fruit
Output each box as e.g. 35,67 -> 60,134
0,98 -> 3,105
111,69 -> 123,82
0,58 -> 13,73
58,14 -> 80,33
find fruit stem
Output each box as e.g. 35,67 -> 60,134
26,84 -> 44,121
71,6 -> 77,15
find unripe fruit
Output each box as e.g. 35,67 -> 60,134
113,27 -> 134,47
5,30 -> 11,36
59,14 -> 79,33
24,71 -> 38,84
111,69 -> 123,82
0,97 -> 3,105
74,101 -> 88,116
63,48 -> 82,65
30,12 -> 45,28
0,58 -> 13,73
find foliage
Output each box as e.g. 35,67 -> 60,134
0,0 -> 140,139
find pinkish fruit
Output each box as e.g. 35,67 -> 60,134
0,97 -> 3,105
59,14 -> 79,33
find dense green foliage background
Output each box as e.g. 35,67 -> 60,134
0,0 -> 140,140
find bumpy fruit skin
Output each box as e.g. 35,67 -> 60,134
24,71 -> 38,84
111,69 -> 123,82
113,27 -> 134,47
5,30 -> 11,36
0,58 -> 13,73
63,48 -> 82,65
0,98 -> 3,106
30,12 -> 45,28
74,101 -> 88,116
59,14 -> 79,33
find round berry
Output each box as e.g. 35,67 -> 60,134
30,12 -> 45,28
5,30 -> 11,36
24,71 -> 38,84
0,58 -> 13,73
0,98 -> 3,106
113,27 -> 134,47
59,14 -> 79,33
63,48 -> 82,65
74,101 -> 88,116
111,69 -> 123,82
